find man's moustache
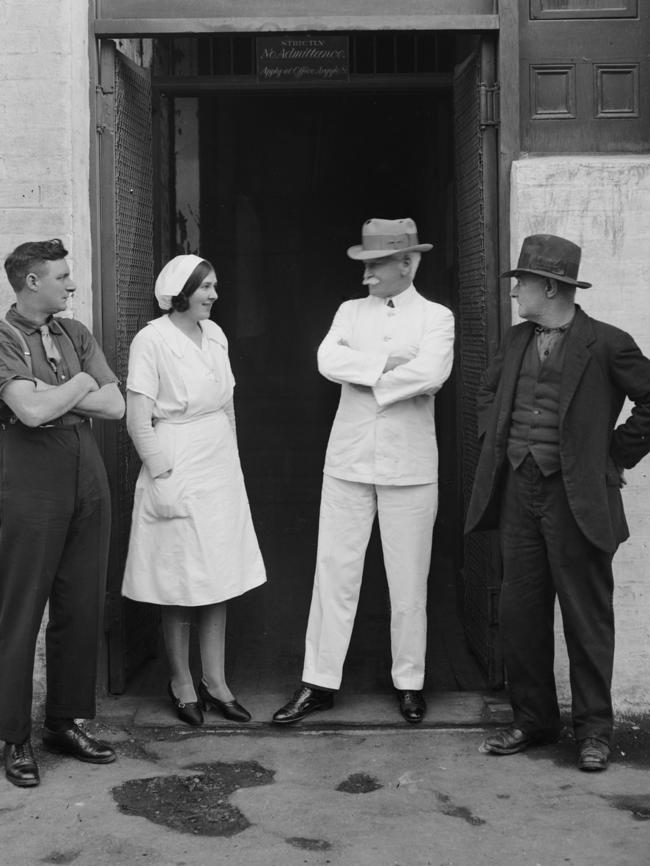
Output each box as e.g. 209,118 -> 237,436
363,277 -> 380,286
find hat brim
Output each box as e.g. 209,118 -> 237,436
347,243 -> 433,261
500,267 -> 591,289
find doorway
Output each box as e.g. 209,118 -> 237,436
98,34 -> 499,703
191,86 -> 481,697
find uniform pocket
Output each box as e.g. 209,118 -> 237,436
148,472 -> 190,519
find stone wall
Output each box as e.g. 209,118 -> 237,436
509,155 -> 650,715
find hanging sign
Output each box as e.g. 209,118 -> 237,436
256,36 -> 349,83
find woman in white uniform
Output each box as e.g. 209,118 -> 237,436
122,254 -> 266,725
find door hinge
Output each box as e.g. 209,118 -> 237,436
95,84 -> 114,136
479,83 -> 500,128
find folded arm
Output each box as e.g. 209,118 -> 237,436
372,307 -> 455,407
65,382 -> 124,420
1,372 -> 99,427
317,304 -> 388,387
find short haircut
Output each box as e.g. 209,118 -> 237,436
4,238 -> 68,292
169,259 -> 215,313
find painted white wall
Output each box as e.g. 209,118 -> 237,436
0,0 -> 91,324
0,0 -> 92,707
509,155 -> 650,715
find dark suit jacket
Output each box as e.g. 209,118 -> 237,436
465,306 -> 650,553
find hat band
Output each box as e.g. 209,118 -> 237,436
523,255 -> 578,279
362,232 -> 418,251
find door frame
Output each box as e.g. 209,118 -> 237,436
88,3 -> 521,690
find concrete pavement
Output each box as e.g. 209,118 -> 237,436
1,694 -> 648,866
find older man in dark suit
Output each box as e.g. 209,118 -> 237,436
465,234 -> 650,772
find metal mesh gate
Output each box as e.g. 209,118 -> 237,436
454,47 -> 503,686
99,43 -> 158,691
113,52 -> 156,553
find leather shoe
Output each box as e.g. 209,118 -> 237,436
42,723 -> 116,764
167,682 -> 204,727
4,740 -> 39,787
272,685 -> 334,725
397,690 -> 426,724
578,737 -> 610,772
198,680 -> 251,723
481,726 -> 558,755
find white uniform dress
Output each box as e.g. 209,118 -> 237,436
122,315 -> 266,606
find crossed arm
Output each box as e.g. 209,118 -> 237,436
317,303 -> 455,407
2,375 -> 124,427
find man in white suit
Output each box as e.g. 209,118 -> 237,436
273,218 -> 455,724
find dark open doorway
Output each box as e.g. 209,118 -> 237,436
196,87 -> 482,696
98,34 -> 501,706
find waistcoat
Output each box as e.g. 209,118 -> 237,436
507,334 -> 567,476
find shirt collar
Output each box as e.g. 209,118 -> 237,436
6,304 -> 64,335
368,283 -> 417,309
147,315 -> 226,358
383,284 -> 417,309
534,310 -> 576,335
148,315 -> 193,358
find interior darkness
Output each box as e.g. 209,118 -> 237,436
182,89 -> 485,694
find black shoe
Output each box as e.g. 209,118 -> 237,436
396,690 -> 426,724
578,737 -> 610,772
4,740 -> 39,787
481,726 -> 559,756
42,723 -> 116,764
198,680 -> 251,723
167,682 -> 204,727
272,685 -> 334,725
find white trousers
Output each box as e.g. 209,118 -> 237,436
302,474 -> 437,691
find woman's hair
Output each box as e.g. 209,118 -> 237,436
169,259 -> 214,313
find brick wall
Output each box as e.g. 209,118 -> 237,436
509,156 -> 650,714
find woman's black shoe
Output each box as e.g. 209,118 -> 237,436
167,681 -> 204,726
198,680 -> 251,722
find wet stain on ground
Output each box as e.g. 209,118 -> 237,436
604,794 -> 650,821
286,837 -> 332,851
336,772 -> 383,794
435,792 -> 486,827
40,851 -> 82,864
112,760 -> 274,836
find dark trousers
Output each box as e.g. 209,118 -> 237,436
0,422 -> 110,743
499,456 -> 615,744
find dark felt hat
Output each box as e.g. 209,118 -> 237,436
500,234 -> 591,288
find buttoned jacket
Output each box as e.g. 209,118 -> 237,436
465,306 -> 650,553
318,285 -> 455,485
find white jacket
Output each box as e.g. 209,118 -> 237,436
318,285 -> 455,485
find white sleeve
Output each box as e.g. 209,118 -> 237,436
317,302 -> 388,386
126,391 -> 173,478
372,305 -> 455,407
126,327 -> 160,401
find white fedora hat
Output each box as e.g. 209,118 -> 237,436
347,217 -> 433,261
